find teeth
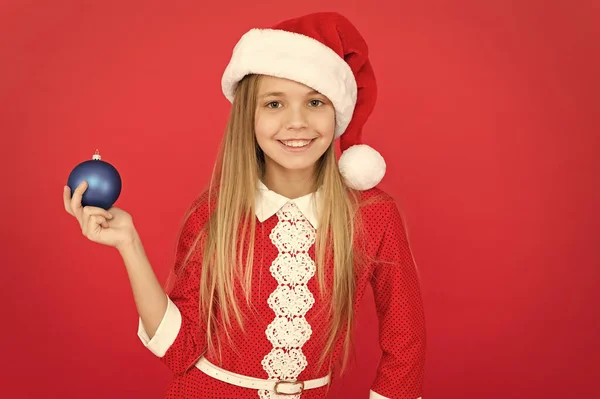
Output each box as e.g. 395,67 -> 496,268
281,139 -> 312,147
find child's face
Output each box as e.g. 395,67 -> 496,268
254,75 -> 335,175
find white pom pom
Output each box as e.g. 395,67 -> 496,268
338,144 -> 386,190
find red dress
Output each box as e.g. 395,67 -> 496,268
137,182 -> 426,398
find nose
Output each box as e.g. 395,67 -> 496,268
284,105 -> 308,131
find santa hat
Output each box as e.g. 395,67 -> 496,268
221,12 -> 385,191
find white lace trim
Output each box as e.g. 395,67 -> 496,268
259,202 -> 316,398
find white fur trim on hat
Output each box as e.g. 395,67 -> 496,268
338,144 -> 386,190
221,28 -> 358,138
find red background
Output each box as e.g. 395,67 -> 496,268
1,0 -> 598,398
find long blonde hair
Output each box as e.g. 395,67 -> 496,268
170,73 -> 377,378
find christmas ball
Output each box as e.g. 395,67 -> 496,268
67,149 -> 122,210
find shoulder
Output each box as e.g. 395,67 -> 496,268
350,186 -> 406,260
166,187 -> 217,285
354,187 -> 414,263
171,186 -> 218,269
180,185 -> 219,235
356,186 -> 401,219
357,186 -> 395,202
353,186 -> 408,238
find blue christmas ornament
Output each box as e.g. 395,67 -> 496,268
67,149 -> 122,210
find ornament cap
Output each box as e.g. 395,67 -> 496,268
92,149 -> 101,160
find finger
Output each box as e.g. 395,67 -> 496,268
89,215 -> 109,232
83,207 -> 112,237
84,214 -> 102,238
70,181 -> 88,226
82,205 -> 113,221
82,207 -> 89,235
83,215 -> 92,238
63,186 -> 74,216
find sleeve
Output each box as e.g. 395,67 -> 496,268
369,200 -> 427,399
137,201 -> 208,376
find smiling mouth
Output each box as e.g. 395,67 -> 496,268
278,139 -> 315,148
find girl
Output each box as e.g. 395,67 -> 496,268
63,11 -> 426,399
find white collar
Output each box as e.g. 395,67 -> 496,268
255,180 -> 322,228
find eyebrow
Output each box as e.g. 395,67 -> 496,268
259,90 -> 321,98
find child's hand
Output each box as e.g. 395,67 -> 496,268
63,181 -> 137,250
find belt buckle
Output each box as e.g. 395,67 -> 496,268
274,380 -> 305,396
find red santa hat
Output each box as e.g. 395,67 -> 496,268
221,11 -> 385,191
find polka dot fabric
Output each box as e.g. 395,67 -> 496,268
137,187 -> 426,398
367,193 -> 427,399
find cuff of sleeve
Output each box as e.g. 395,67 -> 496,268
369,390 -> 389,399
137,295 -> 182,357
369,390 -> 422,399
